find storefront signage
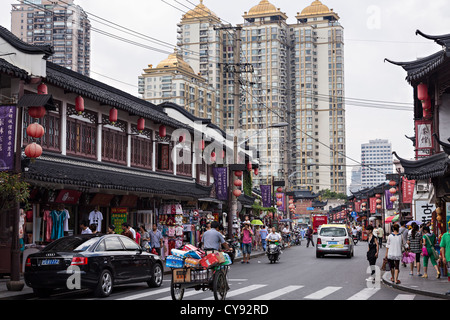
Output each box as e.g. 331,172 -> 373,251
111,207 -> 128,233
370,197 -> 377,214
0,106 -> 16,171
55,189 -> 82,204
415,120 -> 434,158
212,167 -> 228,201
402,177 -> 415,204
415,201 -> 435,225
446,202 -> 450,228
260,185 -> 271,208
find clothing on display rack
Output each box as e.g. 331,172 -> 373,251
43,210 -> 52,242
88,209 -> 103,232
50,209 -> 67,240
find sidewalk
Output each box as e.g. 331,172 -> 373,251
0,250 -> 266,300
381,265 -> 450,299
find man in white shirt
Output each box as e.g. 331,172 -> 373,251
267,227 -> 282,242
80,221 -> 92,234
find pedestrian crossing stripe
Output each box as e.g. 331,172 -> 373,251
112,284 -> 416,301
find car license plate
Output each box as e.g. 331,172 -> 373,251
328,241 -> 338,245
41,259 -> 60,266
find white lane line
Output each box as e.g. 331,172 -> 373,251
395,294 -> 416,300
203,284 -> 267,300
115,287 -> 170,300
347,288 -> 380,300
250,285 -> 304,300
304,286 -> 342,300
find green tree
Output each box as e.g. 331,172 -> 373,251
0,172 -> 30,212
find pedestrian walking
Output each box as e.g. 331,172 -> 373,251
254,225 -> 261,251
241,221 -> 253,264
366,225 -> 379,282
306,226 -> 314,248
439,220 -> 450,291
139,225 -> 150,251
399,221 -> 409,267
421,226 -> 441,279
407,222 -> 422,276
377,225 -> 384,248
260,225 -> 268,251
149,224 -> 163,256
121,223 -> 134,240
385,224 -> 405,284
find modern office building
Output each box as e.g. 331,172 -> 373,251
11,0 -> 91,76
140,0 -> 347,192
360,139 -> 394,188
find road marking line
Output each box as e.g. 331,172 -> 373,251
115,287 -> 170,300
395,294 -> 415,300
304,286 -> 342,299
203,284 -> 267,300
250,285 -> 304,300
157,288 -> 205,300
347,288 -> 380,300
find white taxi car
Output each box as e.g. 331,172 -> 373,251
316,224 -> 354,259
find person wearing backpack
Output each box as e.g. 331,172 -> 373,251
421,226 -> 441,279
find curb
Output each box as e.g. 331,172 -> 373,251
381,271 -> 450,300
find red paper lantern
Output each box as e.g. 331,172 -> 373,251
25,143 -> 43,159
109,108 -> 118,124
376,205 -> 382,210
28,106 -> 46,119
37,83 -> 48,95
277,187 -> 283,193
417,83 -> 428,101
159,125 -> 167,138
277,201 -> 282,207
26,123 -> 45,139
390,196 -> 397,202
423,107 -> 432,119
234,171 -> 243,177
389,180 -> 397,186
422,98 -> 431,110
233,189 -> 242,198
376,199 -> 382,204
75,96 -> 84,115
234,179 -> 242,187
289,199 -> 294,204
375,194 -> 381,198
389,187 -> 397,194
137,118 -> 145,132
276,193 -> 283,199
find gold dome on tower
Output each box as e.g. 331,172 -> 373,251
243,0 -> 287,20
182,0 -> 219,21
300,0 -> 331,16
155,50 -> 195,74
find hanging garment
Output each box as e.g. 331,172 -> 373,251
50,210 -> 67,240
88,210 -> 103,232
43,210 -> 52,242
63,209 -> 70,232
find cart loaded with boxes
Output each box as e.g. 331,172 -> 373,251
166,244 -> 232,300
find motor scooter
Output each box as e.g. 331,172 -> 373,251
267,239 -> 281,264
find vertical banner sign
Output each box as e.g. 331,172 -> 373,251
355,201 -> 361,212
0,106 -> 16,171
446,202 -> 450,229
111,207 -> 128,234
276,193 -> 285,212
415,201 -> 435,225
385,189 -> 394,210
370,197 -> 377,214
415,120 -> 433,158
212,167 -> 228,201
260,185 -> 272,208
402,177 -> 415,204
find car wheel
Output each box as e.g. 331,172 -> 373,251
94,269 -> 113,298
147,263 -> 163,288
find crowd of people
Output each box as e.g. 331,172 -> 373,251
365,219 -> 450,288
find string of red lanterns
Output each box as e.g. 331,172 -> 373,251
25,83 -> 47,160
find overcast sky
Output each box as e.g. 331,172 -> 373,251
1,0 -> 449,189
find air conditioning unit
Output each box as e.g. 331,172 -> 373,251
416,182 -> 429,193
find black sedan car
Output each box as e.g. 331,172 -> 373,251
25,234 -> 164,298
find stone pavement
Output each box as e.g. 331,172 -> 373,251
1,248 -> 448,300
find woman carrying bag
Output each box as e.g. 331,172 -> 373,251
421,226 -> 441,279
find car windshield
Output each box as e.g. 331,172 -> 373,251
320,227 -> 347,237
42,236 -> 97,252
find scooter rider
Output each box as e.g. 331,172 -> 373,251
266,227 -> 282,247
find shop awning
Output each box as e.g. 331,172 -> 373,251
24,155 -> 212,199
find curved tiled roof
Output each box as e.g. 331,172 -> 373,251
0,58 -> 30,80
0,25 -> 54,59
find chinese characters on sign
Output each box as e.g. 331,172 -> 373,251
415,201 -> 435,225
260,185 -> 272,208
0,106 -> 16,171
402,177 -> 415,204
212,167 -> 228,201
